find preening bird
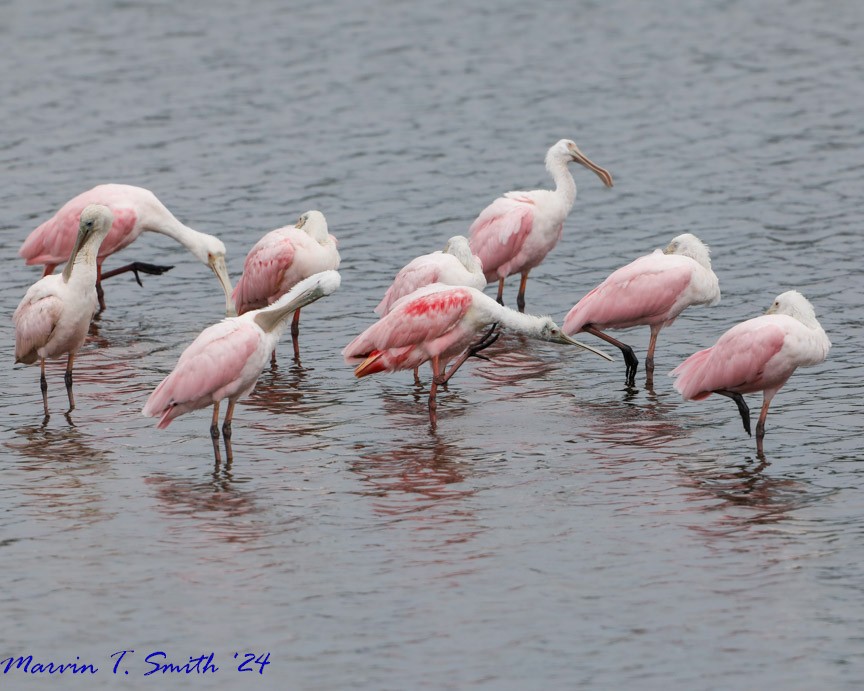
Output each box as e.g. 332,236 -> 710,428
19,184 -> 234,315
670,290 -> 830,454
375,236 -> 485,316
563,233 -> 721,387
143,270 -> 341,462
232,210 -> 340,363
468,139 -> 613,311
14,204 -> 114,418
343,283 -> 612,427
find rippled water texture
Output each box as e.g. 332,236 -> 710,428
2,0 -> 863,688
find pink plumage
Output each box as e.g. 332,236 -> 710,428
468,139 -> 612,309
231,210 -> 339,364
562,234 -> 720,387
18,184 -> 234,315
670,290 -> 831,452
374,236 -> 485,316
143,321 -> 263,429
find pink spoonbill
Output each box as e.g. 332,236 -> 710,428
375,235 -> 484,383
232,210 -> 340,363
563,233 -> 721,388
343,284 -> 612,428
375,236 -> 485,316
670,290 -> 830,454
143,270 -> 341,461
468,139 -> 613,311
19,184 -> 234,315
14,204 -> 114,419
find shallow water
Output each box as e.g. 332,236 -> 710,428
2,0 -> 863,688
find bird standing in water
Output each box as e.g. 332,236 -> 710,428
375,235 -> 485,316
14,204 -> 115,419
19,184 -> 234,315
143,271 -> 341,462
469,139 -> 613,311
232,210 -> 340,364
563,233 -> 721,388
670,290 -> 830,455
344,283 -> 612,428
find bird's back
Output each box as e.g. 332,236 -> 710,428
20,184 -> 143,266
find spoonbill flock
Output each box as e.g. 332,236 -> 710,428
12,139 -> 831,456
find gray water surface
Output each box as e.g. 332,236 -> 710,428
2,0 -> 863,689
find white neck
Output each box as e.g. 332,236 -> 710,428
546,155 -> 577,211
144,212 -> 208,258
62,235 -> 101,284
493,303 -> 548,337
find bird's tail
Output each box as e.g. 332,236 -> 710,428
354,351 -> 387,378
669,347 -> 714,400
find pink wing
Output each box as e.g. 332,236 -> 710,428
671,318 -> 787,400
344,287 -> 474,369
375,256 -> 447,316
563,254 -> 693,333
143,320 -> 262,428
20,189 -> 139,266
468,197 -> 534,281
13,290 -> 63,364
232,233 -> 296,314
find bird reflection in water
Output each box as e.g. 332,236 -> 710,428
349,439 -> 476,519
677,451 -> 835,537
5,424 -> 114,526
145,462 -> 264,545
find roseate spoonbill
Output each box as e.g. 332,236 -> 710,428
143,270 -> 341,462
670,290 -> 830,454
563,233 -> 721,388
232,210 -> 340,363
14,205 -> 114,419
468,139 -> 613,311
19,184 -> 234,315
375,236 -> 485,316
375,235 -> 485,383
343,284 -> 612,427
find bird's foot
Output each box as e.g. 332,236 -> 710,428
468,322 -> 500,361
101,262 -> 174,286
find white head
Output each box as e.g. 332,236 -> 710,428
528,315 -> 613,360
190,234 -> 233,316
62,204 -> 114,281
663,233 -> 712,269
546,139 -> 613,188
296,210 -> 330,243
765,290 -> 820,326
443,235 -> 482,272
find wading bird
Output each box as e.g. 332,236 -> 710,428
143,271 -> 341,462
469,139 -> 613,311
563,233 -> 721,388
375,236 -> 485,383
19,184 -> 234,315
375,236 -> 485,316
14,204 -> 114,419
343,284 -> 612,428
232,210 -> 340,363
670,290 -> 830,455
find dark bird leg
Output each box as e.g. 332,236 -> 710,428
645,326 -> 661,389
270,350 -> 277,369
516,271 -> 530,313
40,357 -> 49,420
715,390 -> 751,436
100,262 -> 174,285
583,325 -> 639,387
428,356 -> 441,429
434,323 -> 500,387
496,278 -> 505,305
413,367 -> 421,386
222,400 -> 236,463
210,401 -> 222,463
291,309 -> 301,363
64,353 -> 75,412
96,264 -> 106,313
755,396 -> 773,455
